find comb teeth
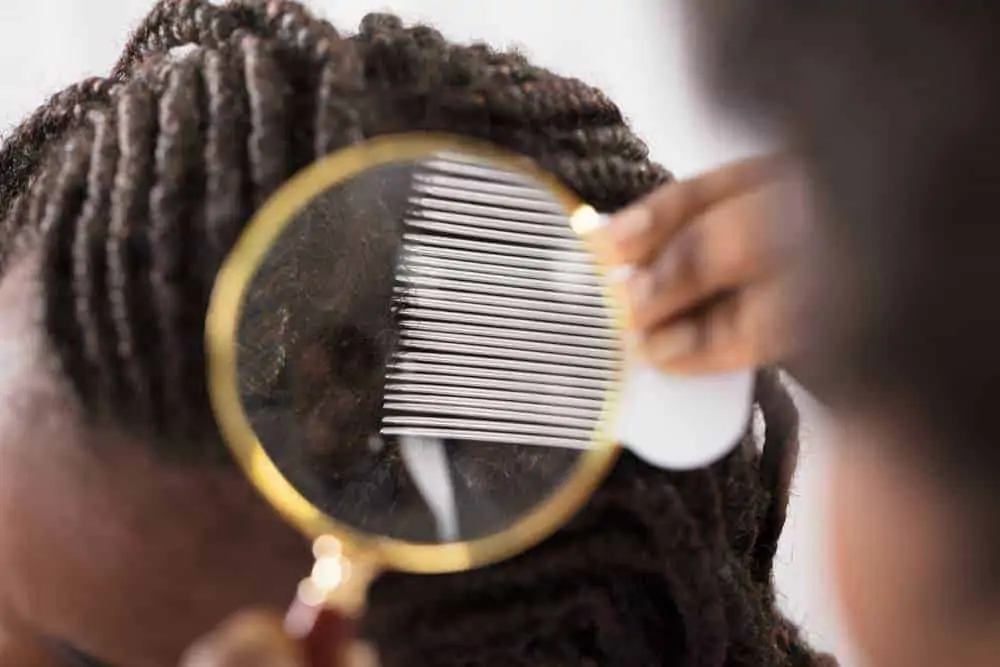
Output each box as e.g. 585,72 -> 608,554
381,155 -> 621,450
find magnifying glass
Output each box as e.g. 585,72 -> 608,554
205,133 -> 752,661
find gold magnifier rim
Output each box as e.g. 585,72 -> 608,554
206,132 -> 622,575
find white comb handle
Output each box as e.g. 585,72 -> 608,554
613,364 -> 753,470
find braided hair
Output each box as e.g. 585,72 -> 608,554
363,369 -> 835,667
0,2 -> 835,665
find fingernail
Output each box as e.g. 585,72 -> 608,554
648,322 -> 699,364
608,207 -> 652,245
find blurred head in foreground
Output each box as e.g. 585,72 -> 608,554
688,2 -> 1000,666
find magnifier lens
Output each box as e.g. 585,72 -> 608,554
234,149 -> 618,546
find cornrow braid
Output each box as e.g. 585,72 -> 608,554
754,368 -> 802,583
0,2 -> 834,665
0,77 -> 119,247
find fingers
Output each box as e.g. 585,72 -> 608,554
180,610 -> 303,667
623,183 -> 785,331
637,278 -> 795,375
586,153 -> 805,373
589,153 -> 784,267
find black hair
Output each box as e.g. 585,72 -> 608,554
689,1 -> 1000,595
0,1 -> 833,665
363,370 -> 836,667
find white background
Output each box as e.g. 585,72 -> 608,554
0,1 -> 857,664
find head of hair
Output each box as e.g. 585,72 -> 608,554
0,1 -> 833,664
689,1 -> 1000,597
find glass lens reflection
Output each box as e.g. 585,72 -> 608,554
235,152 -> 616,544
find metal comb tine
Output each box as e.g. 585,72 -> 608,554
403,233 -> 594,265
405,255 -> 604,294
404,238 -> 596,273
396,351 -> 615,381
411,180 -> 563,207
412,175 -> 564,207
408,196 -> 570,226
404,219 -> 583,250
382,415 -> 592,439
395,309 -> 617,340
422,158 -> 542,187
399,284 -> 611,319
398,338 -> 617,370
399,293 -> 613,328
389,359 -> 612,389
398,273 -> 607,307
431,150 -> 519,166
385,403 -> 597,430
379,427 -> 589,450
384,394 -> 599,421
383,382 -> 605,408
399,279 -> 610,312
398,324 -> 614,358
412,170 -> 555,196
408,208 -> 573,239
385,370 -> 609,398
400,320 -> 611,349
404,248 -> 600,289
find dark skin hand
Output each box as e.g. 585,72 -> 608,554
588,155 -> 813,375
0,253 -> 314,666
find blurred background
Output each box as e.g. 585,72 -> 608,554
0,1 -> 855,664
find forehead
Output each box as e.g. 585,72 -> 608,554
0,252 -> 67,435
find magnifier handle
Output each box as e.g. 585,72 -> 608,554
285,596 -> 359,667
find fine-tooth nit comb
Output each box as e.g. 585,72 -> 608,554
382,153 -> 619,452
382,150 -> 753,471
